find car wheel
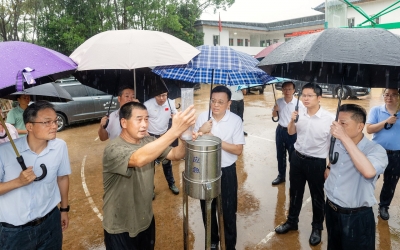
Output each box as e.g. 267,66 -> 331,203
336,87 -> 349,99
56,113 -> 67,132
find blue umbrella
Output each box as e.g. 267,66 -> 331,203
153,45 -> 275,86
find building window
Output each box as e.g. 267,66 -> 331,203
348,17 -> 355,28
260,40 -> 265,47
229,38 -> 233,46
266,40 -> 271,46
213,35 -> 219,46
245,39 -> 249,47
273,39 -> 279,44
237,39 -> 243,46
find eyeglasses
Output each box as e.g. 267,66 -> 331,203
383,94 -> 399,99
30,120 -> 58,127
301,94 -> 317,98
210,99 -> 226,105
282,88 -> 294,92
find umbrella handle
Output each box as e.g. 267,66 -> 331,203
17,156 -> 47,181
384,114 -> 397,130
103,116 -> 109,129
329,137 -> 339,164
294,90 -> 301,123
272,111 -> 279,122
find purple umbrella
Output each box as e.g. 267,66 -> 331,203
0,41 -> 77,181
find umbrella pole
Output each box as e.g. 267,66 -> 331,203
133,69 -> 137,98
208,69 -> 215,120
329,80 -> 343,164
271,84 -> 279,122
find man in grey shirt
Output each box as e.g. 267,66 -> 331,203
325,104 -> 387,250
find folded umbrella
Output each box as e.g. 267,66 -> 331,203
3,82 -> 73,102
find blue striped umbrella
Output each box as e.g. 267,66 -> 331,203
153,45 -> 275,86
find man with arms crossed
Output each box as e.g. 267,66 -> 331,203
275,83 -> 334,246
195,86 -> 246,250
271,81 -> 304,185
144,92 -> 179,195
325,104 -> 387,249
102,102 -> 198,249
366,88 -> 400,220
0,101 -> 71,249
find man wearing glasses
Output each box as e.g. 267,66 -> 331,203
144,92 -> 180,195
366,88 -> 400,220
194,86 -> 246,250
275,83 -> 334,247
271,81 -> 304,185
0,101 -> 71,249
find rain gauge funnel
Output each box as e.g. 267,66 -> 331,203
182,135 -> 226,250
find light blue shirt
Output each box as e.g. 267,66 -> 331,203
0,137 -> 71,226
325,135 -> 387,208
366,104 -> 400,150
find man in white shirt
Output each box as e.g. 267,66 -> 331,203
98,85 -> 137,141
195,86 -> 246,250
275,83 -> 334,247
227,85 -> 247,136
144,92 -> 179,195
271,82 -> 304,185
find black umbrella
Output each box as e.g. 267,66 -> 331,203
3,82 -> 73,102
258,28 -> 400,164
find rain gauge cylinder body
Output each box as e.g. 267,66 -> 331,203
182,135 -> 226,250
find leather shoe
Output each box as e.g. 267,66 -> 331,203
309,228 -> 321,246
275,222 -> 298,234
379,206 -> 390,220
169,184 -> 180,195
272,176 -> 285,185
244,131 -> 248,136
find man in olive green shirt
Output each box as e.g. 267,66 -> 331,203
6,94 -> 30,136
102,102 -> 197,250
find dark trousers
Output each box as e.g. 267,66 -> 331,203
104,216 -> 156,250
275,125 -> 297,178
149,133 -> 175,186
200,163 -> 237,250
325,201 -> 375,250
379,151 -> 400,208
0,207 -> 62,250
230,100 -> 244,121
287,151 -> 326,230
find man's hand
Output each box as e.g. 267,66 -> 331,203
330,121 -> 348,141
199,120 -> 213,134
61,212 -> 69,231
324,167 -> 330,180
273,104 -> 279,112
99,116 -> 108,128
387,115 -> 397,125
192,131 -> 203,141
170,105 -> 196,137
19,166 -> 36,186
291,110 -> 298,122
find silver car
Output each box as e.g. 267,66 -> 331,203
52,79 -> 118,131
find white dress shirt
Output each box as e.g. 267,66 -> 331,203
106,110 -> 122,140
273,97 -> 304,127
144,98 -> 176,135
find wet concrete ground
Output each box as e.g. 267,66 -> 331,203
57,85 -> 400,249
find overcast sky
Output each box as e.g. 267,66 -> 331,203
201,0 -> 325,23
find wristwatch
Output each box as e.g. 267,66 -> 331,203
59,205 -> 70,212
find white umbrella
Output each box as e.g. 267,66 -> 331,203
70,29 -> 200,70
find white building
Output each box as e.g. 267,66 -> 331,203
195,0 -> 400,55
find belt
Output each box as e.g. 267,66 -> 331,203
0,207 -> 57,228
295,150 -> 320,161
277,124 -> 287,130
327,199 -> 369,214
386,149 -> 400,155
148,132 -> 165,138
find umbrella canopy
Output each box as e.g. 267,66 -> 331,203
153,45 -> 275,85
254,42 -> 283,60
235,77 -> 292,91
258,28 -> 400,89
3,82 -> 73,102
0,41 -> 77,97
69,29 -> 200,70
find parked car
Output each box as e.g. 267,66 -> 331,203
274,80 -> 370,99
48,78 -> 118,131
241,84 -> 266,95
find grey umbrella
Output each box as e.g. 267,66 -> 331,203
3,82 -> 73,102
258,28 -> 400,164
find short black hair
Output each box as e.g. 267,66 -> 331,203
302,82 -> 322,96
383,88 -> 400,94
23,101 -> 55,124
119,101 -> 147,122
339,104 -> 366,124
118,85 -> 135,96
211,85 -> 231,101
282,81 -> 296,89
